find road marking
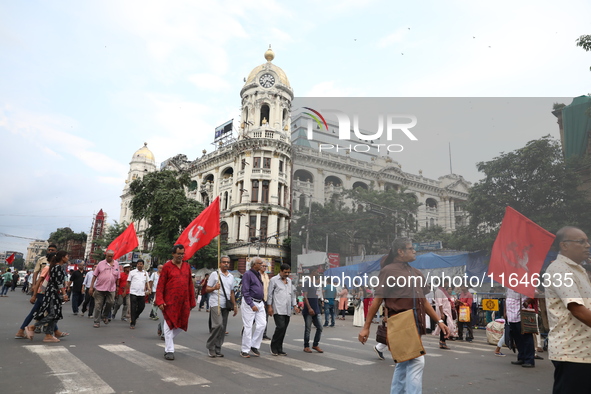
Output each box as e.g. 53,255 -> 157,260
156,344 -> 281,379
223,342 -> 335,372
25,345 -> 114,394
422,344 -> 469,354
99,344 -> 210,386
281,342 -> 374,365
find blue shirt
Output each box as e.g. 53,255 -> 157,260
241,268 -> 264,308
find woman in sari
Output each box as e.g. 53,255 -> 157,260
26,251 -> 69,342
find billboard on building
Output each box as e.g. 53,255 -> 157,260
214,119 -> 233,141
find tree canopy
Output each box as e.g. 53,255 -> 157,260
129,170 -> 219,267
450,135 -> 591,251
48,227 -> 87,250
576,34 -> 591,71
291,186 -> 420,259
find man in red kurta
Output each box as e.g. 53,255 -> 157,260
155,245 -> 196,360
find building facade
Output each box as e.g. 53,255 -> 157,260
25,240 -> 48,268
291,112 -> 471,233
120,47 -> 292,272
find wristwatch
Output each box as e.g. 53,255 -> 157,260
438,319 -> 444,323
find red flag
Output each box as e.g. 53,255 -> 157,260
5,253 -> 15,265
487,206 -> 555,298
107,222 -> 139,260
175,197 -> 220,260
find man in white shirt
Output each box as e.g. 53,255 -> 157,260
81,267 -> 95,318
206,256 -> 237,357
149,264 -> 163,321
267,263 -> 299,356
126,259 -> 151,329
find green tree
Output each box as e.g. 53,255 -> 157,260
576,34 -> 591,71
48,227 -> 87,250
450,135 -> 591,251
129,170 -> 219,267
413,225 -> 450,246
291,187 -> 420,260
12,256 -> 25,271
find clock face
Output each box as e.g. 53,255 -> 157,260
259,73 -> 275,88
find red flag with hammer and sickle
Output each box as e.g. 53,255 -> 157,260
175,197 -> 220,260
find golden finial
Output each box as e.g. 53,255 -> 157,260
264,45 -> 274,62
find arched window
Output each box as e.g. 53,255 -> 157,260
260,104 -> 270,126
220,222 -> 228,242
223,191 -> 229,210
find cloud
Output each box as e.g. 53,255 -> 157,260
304,81 -> 359,97
188,74 -> 231,91
376,28 -> 409,48
0,103 -> 127,175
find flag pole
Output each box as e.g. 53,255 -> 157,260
217,199 -> 221,315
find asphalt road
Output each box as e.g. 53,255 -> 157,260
0,292 -> 554,393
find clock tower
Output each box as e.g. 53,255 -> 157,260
239,45 -> 293,139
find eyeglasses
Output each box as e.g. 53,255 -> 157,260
563,239 -> 590,245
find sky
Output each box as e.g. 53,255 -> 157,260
1,0 -> 590,255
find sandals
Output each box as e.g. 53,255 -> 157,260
56,332 -> 70,338
439,341 -> 450,350
43,336 -> 60,343
93,323 -> 100,328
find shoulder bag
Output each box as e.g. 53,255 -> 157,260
219,270 -> 234,311
386,280 -> 426,363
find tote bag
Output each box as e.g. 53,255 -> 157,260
387,309 -> 426,363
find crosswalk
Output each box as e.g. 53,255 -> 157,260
21,335 -> 499,392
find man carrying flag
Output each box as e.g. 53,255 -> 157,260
156,244 -> 196,361
488,206 -> 555,369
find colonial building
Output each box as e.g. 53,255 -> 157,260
291,112 -> 471,232
120,47 -> 292,272
119,47 -> 471,270
119,144 -> 157,251
25,240 -> 48,268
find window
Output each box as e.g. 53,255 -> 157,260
236,216 -> 241,241
261,181 -> 269,203
239,181 -> 244,202
279,160 -> 283,172
276,217 -> 281,240
260,216 -> 268,242
223,192 -> 228,210
263,158 -> 271,169
251,181 -> 259,202
253,157 -> 261,168
241,159 -> 247,170
284,186 -> 288,208
260,104 -> 270,126
277,184 -> 282,206
249,215 -> 257,240
220,222 -> 228,242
